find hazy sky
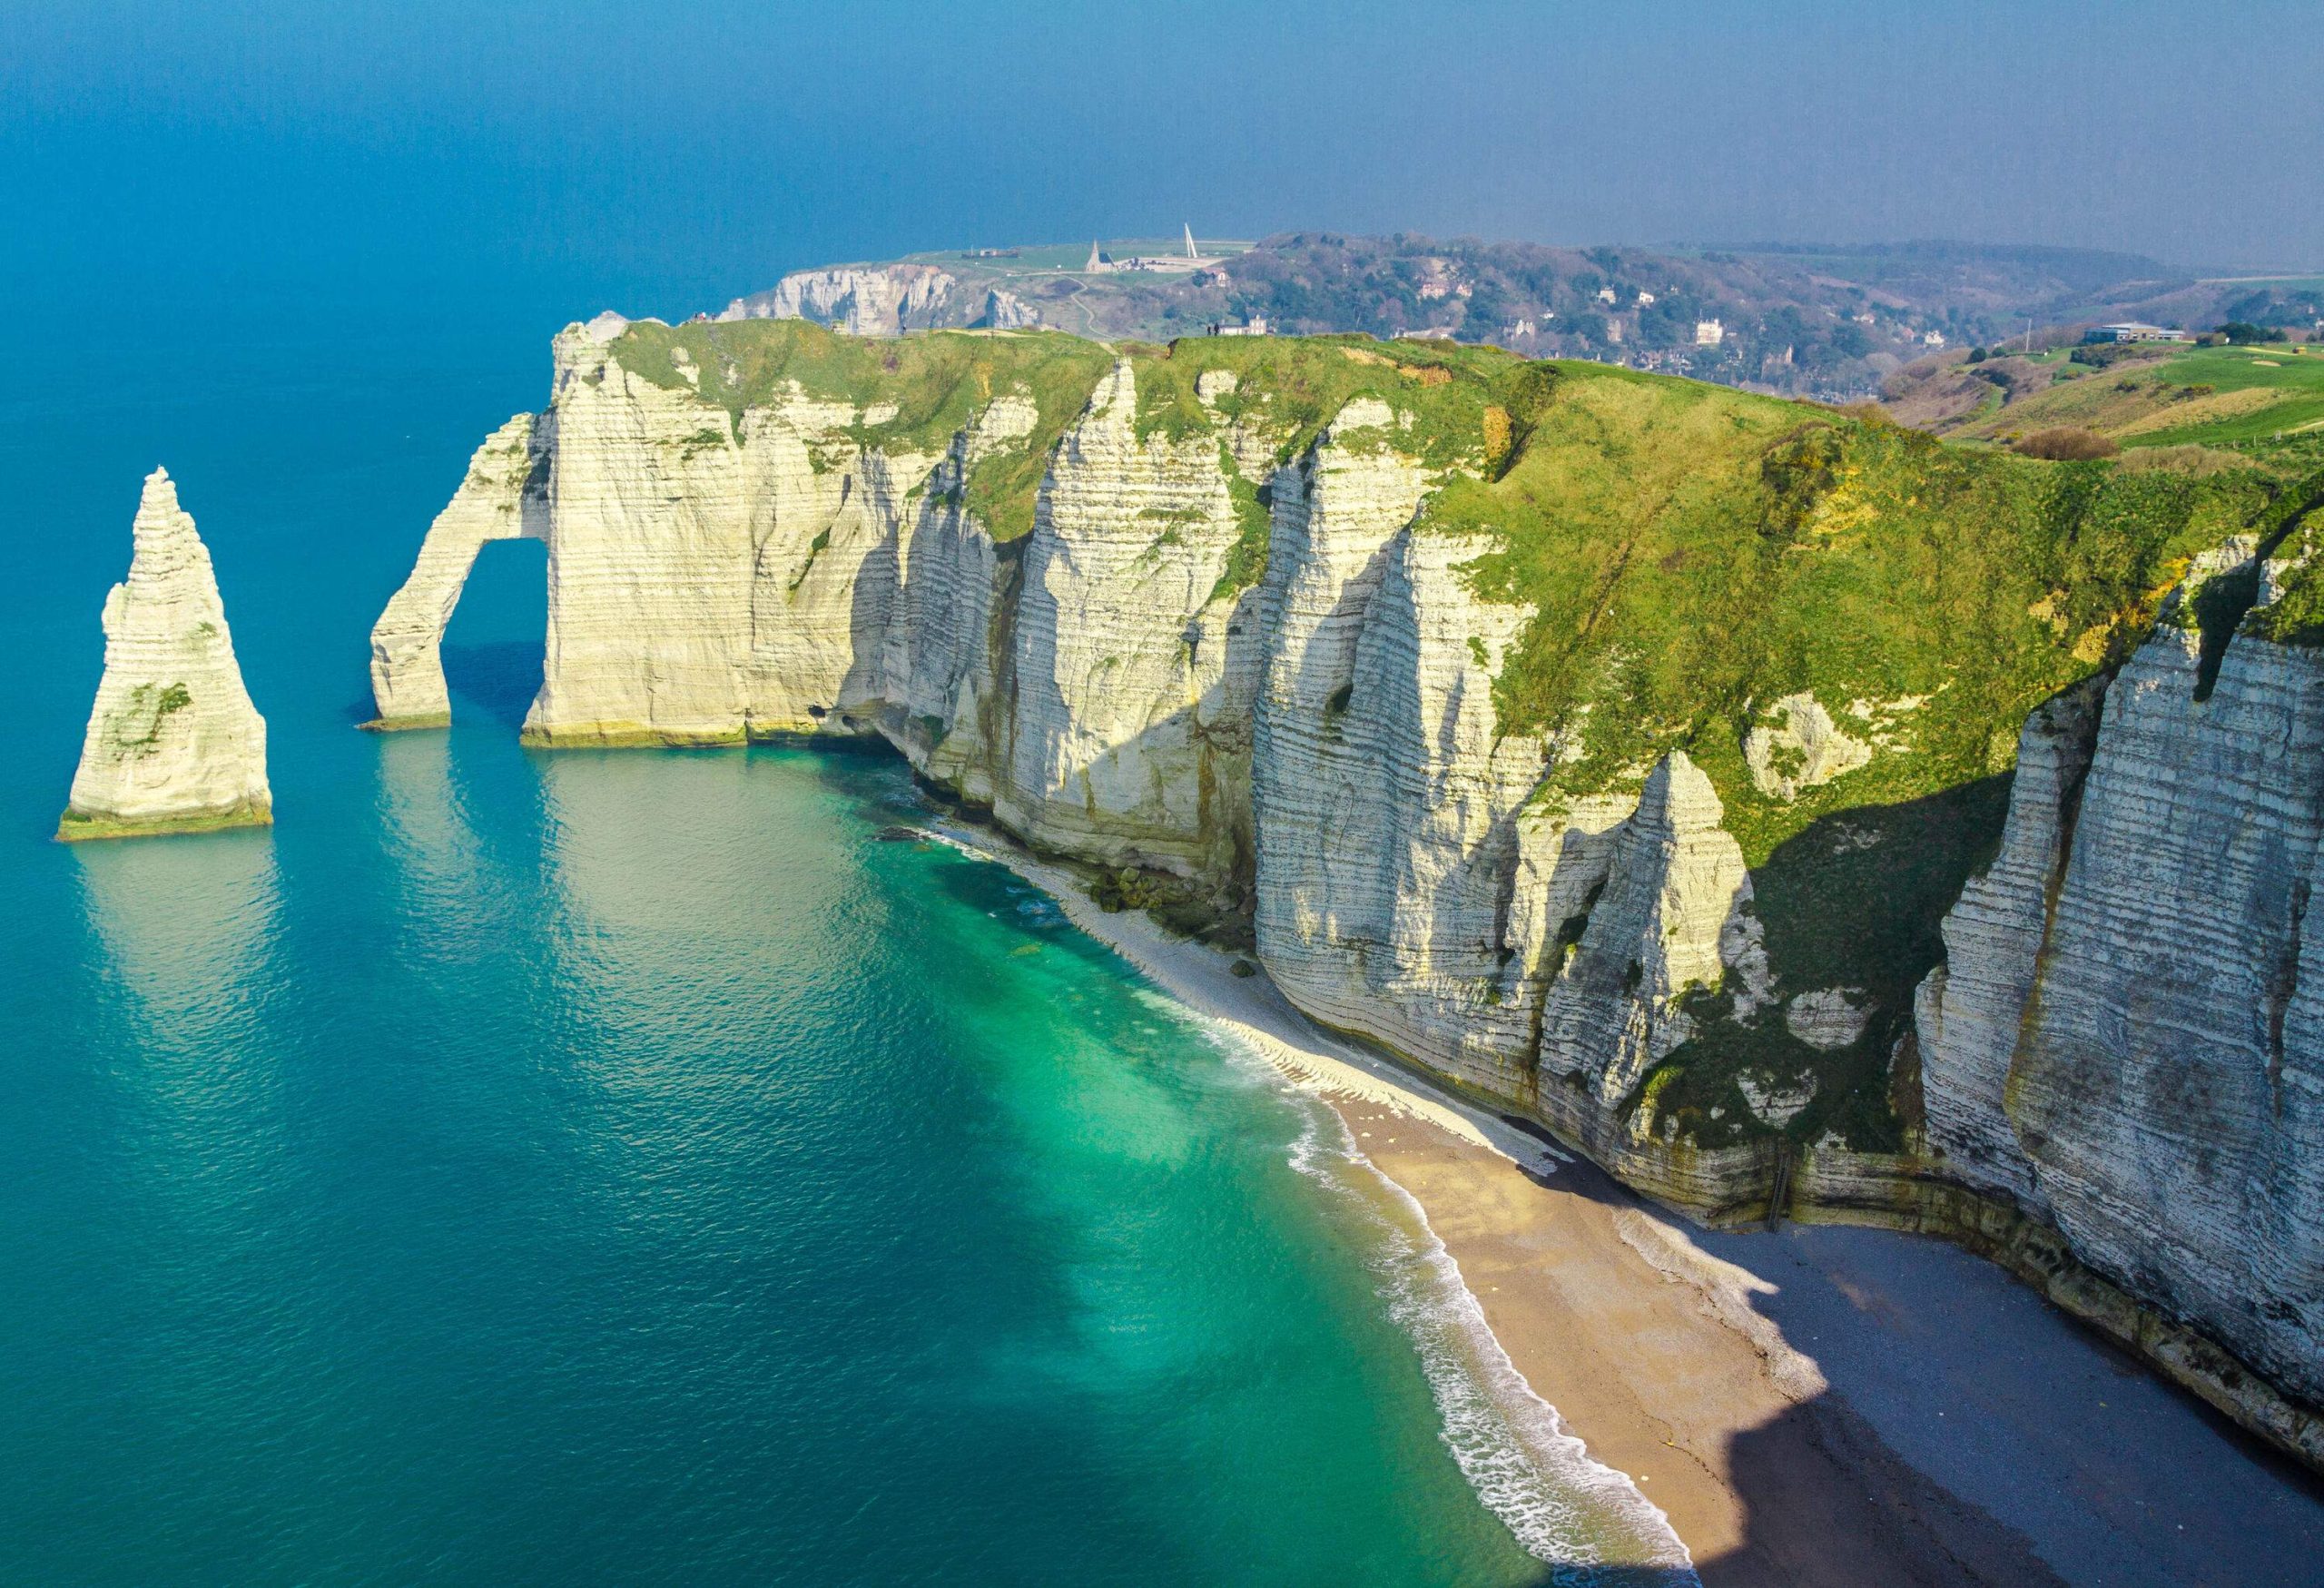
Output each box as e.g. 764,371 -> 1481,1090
8,0 -> 2319,321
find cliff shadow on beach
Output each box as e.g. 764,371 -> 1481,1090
1694,1220 -> 2324,1588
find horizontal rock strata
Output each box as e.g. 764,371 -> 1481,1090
62,469 -> 271,840
368,415 -> 547,728
1916,617 -> 2324,1414
367,318 -> 2324,1465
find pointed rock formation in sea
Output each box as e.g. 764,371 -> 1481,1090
58,469 -> 271,840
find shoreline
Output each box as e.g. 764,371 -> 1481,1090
926,822 -> 1701,1574
931,816 -> 2324,1585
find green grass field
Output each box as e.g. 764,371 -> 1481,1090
2121,344 -> 2324,446
1949,342 -> 2324,452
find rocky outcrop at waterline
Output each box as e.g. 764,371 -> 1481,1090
61,469 -> 271,841
367,313 -> 2324,1465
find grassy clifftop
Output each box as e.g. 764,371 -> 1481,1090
608,320 -> 1116,541
603,320 -> 2286,865
1132,337 -> 2300,1159
596,317 -> 2309,1153
1446,370 -> 2268,857
1429,364 -> 2281,1153
608,319 -> 1529,537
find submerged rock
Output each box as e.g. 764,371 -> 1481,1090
60,469 -> 271,841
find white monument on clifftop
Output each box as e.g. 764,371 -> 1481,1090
1084,228 -> 1208,276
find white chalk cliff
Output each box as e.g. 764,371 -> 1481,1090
1915,580 -> 2324,1421
368,415 -> 548,727
62,469 -> 271,839
369,319 -> 2324,1464
718,263 -> 1050,337
721,263 -> 960,336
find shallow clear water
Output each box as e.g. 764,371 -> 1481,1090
0,307 -> 1679,1585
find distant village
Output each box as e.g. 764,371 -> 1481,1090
747,230 -> 2324,401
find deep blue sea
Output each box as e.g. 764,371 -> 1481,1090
0,295 -> 1681,1585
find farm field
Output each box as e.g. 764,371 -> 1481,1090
1890,340 -> 2324,461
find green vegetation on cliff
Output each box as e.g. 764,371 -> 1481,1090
603,316 -> 2309,1157
1451,380 -> 2269,861
2227,469 -> 2324,646
609,320 -> 1113,539
1432,363 -> 2288,1152
1121,334 -> 1506,469
1127,338 -> 2274,1155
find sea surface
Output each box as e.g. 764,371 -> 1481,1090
0,300 -> 1687,1585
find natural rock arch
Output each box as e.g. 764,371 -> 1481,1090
365,414 -> 548,729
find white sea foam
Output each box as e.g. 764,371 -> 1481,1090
924,815 -> 1698,1579
1285,1100 -> 1699,1583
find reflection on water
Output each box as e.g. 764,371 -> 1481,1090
539,749 -> 866,941
69,828 -> 293,1302
531,749 -> 914,1234
13,746 -> 1571,1587
75,828 -> 282,1060
369,725 -> 557,985
373,729 -> 489,922
537,749 -> 892,1047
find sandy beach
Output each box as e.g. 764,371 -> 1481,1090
947,824 -> 2324,1587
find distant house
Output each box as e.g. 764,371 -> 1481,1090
1924,330 -> 1946,348
1695,319 -> 1724,347
1636,290 -> 1656,307
2083,322 -> 2193,344
1596,286 -> 1618,305
1210,315 -> 1271,338
1508,319 -> 1538,339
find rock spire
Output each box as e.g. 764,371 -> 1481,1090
59,469 -> 271,840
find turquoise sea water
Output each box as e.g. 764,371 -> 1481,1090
0,304 -> 1683,1584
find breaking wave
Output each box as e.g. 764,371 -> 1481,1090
1282,1097 -> 1699,1583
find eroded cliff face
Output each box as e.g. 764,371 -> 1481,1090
1916,574 -> 2324,1414
718,263 -> 1047,338
992,361 -> 1249,872
369,318 -> 2324,1459
63,469 -> 271,839
1251,406 -> 1550,1087
721,263 -> 960,336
